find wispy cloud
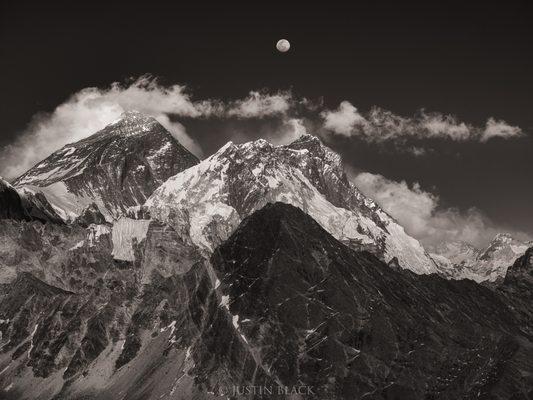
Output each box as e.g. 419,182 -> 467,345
321,101 -> 523,143
481,117 -> 523,142
226,91 -> 293,118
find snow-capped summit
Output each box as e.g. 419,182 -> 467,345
104,110 -> 162,136
431,233 -> 531,282
146,134 -> 439,274
13,111 -> 199,220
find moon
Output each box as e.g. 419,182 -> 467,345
276,39 -> 290,52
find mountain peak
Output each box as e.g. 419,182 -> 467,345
491,232 -> 514,243
121,109 -> 146,117
13,112 -> 199,220
232,202 -> 326,244
118,109 -> 155,122
287,133 -> 342,168
102,110 -> 160,137
289,133 -> 322,145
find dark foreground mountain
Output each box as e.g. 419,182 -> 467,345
13,111 -> 199,221
0,203 -> 531,399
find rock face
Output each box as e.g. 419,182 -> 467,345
432,233 -> 531,282
13,111 -> 199,221
146,135 -> 438,275
0,203 -> 532,399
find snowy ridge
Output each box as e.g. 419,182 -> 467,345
146,135 -> 439,274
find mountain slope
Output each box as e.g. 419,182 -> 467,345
13,111 -> 199,221
0,203 -> 532,399
146,135 -> 439,275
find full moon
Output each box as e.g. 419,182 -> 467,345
276,39 -> 290,52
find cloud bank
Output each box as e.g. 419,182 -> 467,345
321,101 -> 523,143
351,172 -> 521,249
0,76 -> 524,181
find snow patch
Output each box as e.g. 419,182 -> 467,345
220,295 -> 230,309
69,241 -> 85,251
28,324 -> 39,357
111,218 -> 151,261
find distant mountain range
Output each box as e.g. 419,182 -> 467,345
432,233 -> 532,282
1,111 -> 531,399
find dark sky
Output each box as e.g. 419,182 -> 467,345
1,0 -> 532,235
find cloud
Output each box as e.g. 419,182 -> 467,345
321,101 -> 523,143
321,101 -> 367,136
481,117 -> 522,142
351,171 -> 511,249
420,113 -> 471,140
227,91 -> 293,118
266,118 -> 308,146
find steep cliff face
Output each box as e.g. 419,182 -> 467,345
146,135 -> 438,275
13,111 -> 199,221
